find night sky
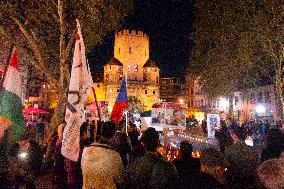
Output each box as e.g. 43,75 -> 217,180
88,0 -> 195,77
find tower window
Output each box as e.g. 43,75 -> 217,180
145,90 -> 147,94
153,90 -> 155,95
128,64 -> 130,72
109,65 -> 111,69
106,74 -> 109,81
129,47 -> 132,54
148,68 -> 150,72
118,47 -> 120,54
134,64 -> 138,72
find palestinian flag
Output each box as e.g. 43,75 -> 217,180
0,47 -> 24,143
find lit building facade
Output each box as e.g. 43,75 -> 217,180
103,30 -> 160,113
185,74 -> 229,124
233,85 -> 276,123
160,77 -> 185,103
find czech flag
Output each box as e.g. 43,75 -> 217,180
110,78 -> 128,124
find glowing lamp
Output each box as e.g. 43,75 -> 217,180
256,105 -> 266,114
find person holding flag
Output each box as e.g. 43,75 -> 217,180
0,47 -> 24,186
61,19 -> 93,162
110,78 -> 128,124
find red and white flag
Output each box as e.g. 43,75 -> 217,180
61,19 -> 93,161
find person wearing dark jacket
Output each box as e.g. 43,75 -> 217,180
126,127 -> 179,189
215,120 -> 233,153
172,141 -> 200,181
260,128 -> 284,163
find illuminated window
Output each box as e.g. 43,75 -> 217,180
106,74 -> 109,81
148,68 -> 150,72
258,92 -> 263,103
128,65 -> 130,71
265,91 -> 271,103
134,64 -> 138,72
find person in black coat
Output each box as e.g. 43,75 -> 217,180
172,141 -> 200,181
261,128 -> 284,163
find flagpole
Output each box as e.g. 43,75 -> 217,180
125,72 -> 128,135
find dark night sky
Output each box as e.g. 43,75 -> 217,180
88,0 -> 195,77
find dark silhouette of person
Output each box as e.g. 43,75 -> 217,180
172,141 -> 201,181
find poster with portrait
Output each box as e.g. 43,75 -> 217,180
206,114 -> 220,138
151,102 -> 186,129
86,101 -> 108,121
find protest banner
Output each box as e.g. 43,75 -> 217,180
151,102 -> 186,130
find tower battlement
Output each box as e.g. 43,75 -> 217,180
115,29 -> 149,39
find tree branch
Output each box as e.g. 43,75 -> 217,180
11,16 -> 58,88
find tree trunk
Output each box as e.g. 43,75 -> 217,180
49,0 -> 68,133
274,46 -> 283,124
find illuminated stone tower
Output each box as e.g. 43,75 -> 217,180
114,30 -> 149,81
104,29 -> 160,113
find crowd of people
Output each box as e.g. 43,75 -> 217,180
0,116 -> 283,189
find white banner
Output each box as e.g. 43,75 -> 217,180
61,20 -> 93,161
151,102 -> 186,130
206,114 -> 220,138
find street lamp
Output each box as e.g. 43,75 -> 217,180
256,104 -> 266,114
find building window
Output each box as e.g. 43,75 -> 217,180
153,90 -> 155,95
118,47 -> 120,54
147,68 -> 150,72
145,90 -> 147,94
265,91 -> 271,103
106,74 -> 109,81
129,47 -> 132,54
251,93 -> 255,104
134,64 -> 138,72
258,91 -> 263,103
128,65 -> 130,72
109,65 -> 111,69
156,77 -> 159,84
97,84 -> 100,88
155,69 -> 157,72
117,89 -> 119,92
234,96 -> 239,105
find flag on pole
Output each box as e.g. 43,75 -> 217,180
0,47 -> 24,142
61,19 -> 93,161
110,78 -> 128,124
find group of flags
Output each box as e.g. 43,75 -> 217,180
0,19 -> 128,161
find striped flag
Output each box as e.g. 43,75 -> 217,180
61,20 -> 93,161
0,47 -> 24,143
110,78 -> 128,124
